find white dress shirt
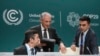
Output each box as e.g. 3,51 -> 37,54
41,24 -> 50,39
25,44 -> 35,56
78,29 -> 89,52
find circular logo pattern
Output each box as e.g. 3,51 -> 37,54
67,12 -> 80,27
3,9 -> 23,25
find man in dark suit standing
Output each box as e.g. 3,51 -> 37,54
14,30 -> 40,55
71,16 -> 99,55
29,12 -> 66,53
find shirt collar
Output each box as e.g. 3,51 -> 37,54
25,43 -> 32,51
83,29 -> 89,35
41,24 -> 45,31
41,24 -> 48,31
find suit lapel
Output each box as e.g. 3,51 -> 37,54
84,29 -> 90,46
39,25 -> 52,39
76,32 -> 81,46
37,25 -> 42,39
48,28 -> 52,39
20,45 -> 27,55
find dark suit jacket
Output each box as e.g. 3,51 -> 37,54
73,28 -> 99,54
30,25 -> 61,52
14,45 -> 40,55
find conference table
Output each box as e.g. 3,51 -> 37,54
0,47 -> 100,56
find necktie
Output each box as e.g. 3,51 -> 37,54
44,29 -> 47,38
31,48 -> 36,55
80,32 -> 84,54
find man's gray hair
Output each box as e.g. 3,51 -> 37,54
40,12 -> 52,19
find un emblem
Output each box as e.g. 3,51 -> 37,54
3,9 -> 23,25
67,12 -> 80,27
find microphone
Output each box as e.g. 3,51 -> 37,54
86,46 -> 92,54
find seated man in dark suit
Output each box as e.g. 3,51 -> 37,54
14,30 -> 40,55
71,16 -> 99,55
29,12 -> 66,53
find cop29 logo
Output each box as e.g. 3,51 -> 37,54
67,12 -> 99,27
3,9 -> 23,25
67,12 -> 80,27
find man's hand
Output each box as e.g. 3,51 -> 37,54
59,42 -> 67,53
71,44 -> 76,51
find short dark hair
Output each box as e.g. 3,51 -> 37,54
22,30 -> 38,45
79,16 -> 91,24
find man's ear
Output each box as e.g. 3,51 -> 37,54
30,37 -> 33,41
